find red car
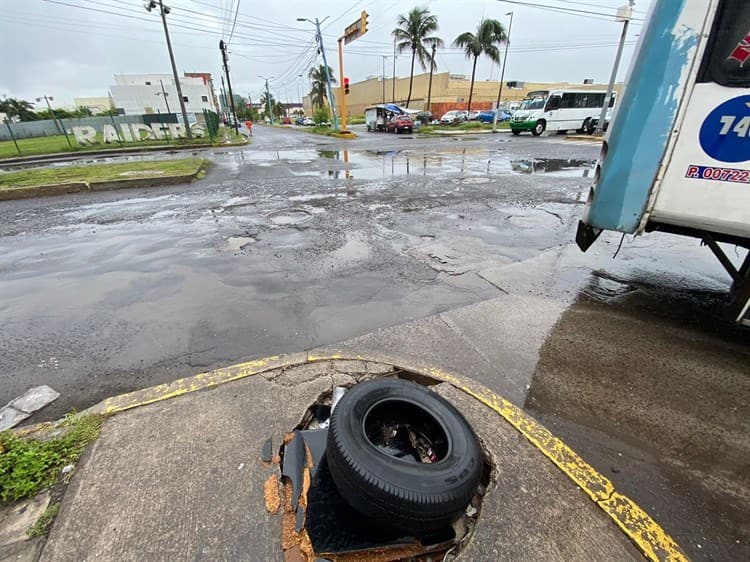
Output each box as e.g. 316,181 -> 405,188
281,116 -> 292,125
386,115 -> 413,134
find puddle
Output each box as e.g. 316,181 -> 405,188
510,158 -> 595,177
118,170 -> 165,176
226,236 -> 256,252
267,208 -> 311,226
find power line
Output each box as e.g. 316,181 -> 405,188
227,0 -> 241,44
499,1 -> 644,22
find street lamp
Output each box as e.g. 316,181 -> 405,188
492,11 -> 513,133
36,95 -> 71,147
258,75 -> 275,124
145,0 -> 192,138
296,16 -> 338,129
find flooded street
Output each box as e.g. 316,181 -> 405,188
1,125 -> 748,560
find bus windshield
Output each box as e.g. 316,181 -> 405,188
518,95 -> 547,110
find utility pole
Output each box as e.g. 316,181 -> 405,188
426,43 -> 437,113
297,16 -> 338,127
259,76 -> 274,124
158,79 -> 171,113
392,42 -> 397,103
596,1 -> 634,134
493,11 -> 513,133
220,75 -> 227,117
219,39 -> 239,134
381,56 -> 387,104
146,0 -> 192,138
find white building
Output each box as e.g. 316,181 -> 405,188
109,73 -> 218,116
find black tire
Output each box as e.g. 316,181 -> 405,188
582,118 -> 594,135
326,378 -> 482,534
511,129 -> 521,136
531,120 -> 546,136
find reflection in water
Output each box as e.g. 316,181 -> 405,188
510,158 -> 595,175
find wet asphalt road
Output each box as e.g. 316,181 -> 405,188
0,126 -> 605,416
1,125 -> 748,559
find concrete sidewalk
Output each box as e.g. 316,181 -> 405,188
27,355 -> 676,562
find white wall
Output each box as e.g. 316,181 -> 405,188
110,74 -> 217,115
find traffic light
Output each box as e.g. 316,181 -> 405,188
360,10 -> 368,34
344,78 -> 350,95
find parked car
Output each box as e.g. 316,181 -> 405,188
294,116 -> 306,126
440,110 -> 467,125
477,109 -> 513,123
414,111 -> 433,125
386,115 -> 413,134
467,110 -> 480,121
281,116 -> 292,125
302,117 -> 315,126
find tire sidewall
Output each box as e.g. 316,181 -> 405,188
532,120 -> 546,136
327,379 -> 482,530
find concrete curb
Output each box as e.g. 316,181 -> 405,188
0,140 -> 248,168
0,162 -> 207,201
70,349 -> 686,561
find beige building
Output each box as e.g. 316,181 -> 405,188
73,96 -> 115,113
303,71 -> 623,118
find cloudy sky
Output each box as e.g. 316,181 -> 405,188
1,0 -> 650,107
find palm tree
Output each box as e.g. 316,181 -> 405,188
260,91 -> 276,119
0,98 -> 37,122
308,64 -> 336,109
392,7 -> 443,108
452,19 -> 507,113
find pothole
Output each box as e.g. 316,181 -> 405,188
461,177 -> 491,185
225,236 -> 256,252
264,371 -> 493,562
267,208 -> 312,226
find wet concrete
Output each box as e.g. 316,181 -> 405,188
1,125 -> 747,559
0,126 -> 599,419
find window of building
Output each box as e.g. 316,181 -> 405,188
183,96 -> 189,102
201,95 -> 208,102
698,0 -> 750,87
145,81 -> 152,85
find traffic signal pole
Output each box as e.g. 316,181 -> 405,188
337,38 -> 347,132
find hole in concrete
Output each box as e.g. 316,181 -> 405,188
270,370 -> 494,562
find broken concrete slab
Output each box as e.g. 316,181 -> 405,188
0,386 -> 60,430
0,491 -> 51,547
40,360 -> 665,561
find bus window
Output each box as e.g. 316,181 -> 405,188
546,96 -> 561,110
697,0 -> 750,87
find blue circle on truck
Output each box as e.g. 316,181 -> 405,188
699,95 -> 750,163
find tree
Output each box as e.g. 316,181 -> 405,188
35,108 -> 73,120
0,98 -> 37,121
392,7 -> 443,108
308,64 -> 336,109
72,106 -> 93,118
96,108 -> 119,117
273,100 -> 286,118
452,18 -> 507,113
260,91 -> 276,119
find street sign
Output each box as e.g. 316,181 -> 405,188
344,11 -> 368,45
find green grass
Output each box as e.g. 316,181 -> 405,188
27,502 -> 60,538
347,115 -> 365,125
300,126 -> 356,138
420,121 -> 510,134
0,127 -> 246,159
0,414 -> 102,503
0,158 -> 206,189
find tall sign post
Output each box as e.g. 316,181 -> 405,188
337,11 -> 368,133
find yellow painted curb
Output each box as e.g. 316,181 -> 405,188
79,350 -> 686,561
